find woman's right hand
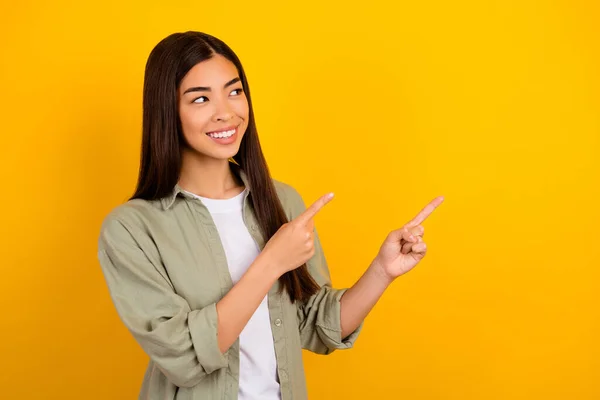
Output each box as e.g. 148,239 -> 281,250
260,193 -> 335,276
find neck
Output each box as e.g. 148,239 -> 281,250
178,151 -> 244,199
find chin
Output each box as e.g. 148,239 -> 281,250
213,145 -> 242,160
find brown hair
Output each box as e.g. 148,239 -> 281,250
131,31 -> 319,303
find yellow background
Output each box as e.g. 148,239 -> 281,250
1,1 -> 598,399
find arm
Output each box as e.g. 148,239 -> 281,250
284,187 -> 363,354
339,260 -> 393,339
216,252 -> 279,352
341,196 -> 445,337
295,228 -> 363,354
98,216 -> 279,388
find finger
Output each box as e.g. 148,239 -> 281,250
306,218 -> 315,232
397,227 -> 417,243
401,241 -> 413,254
401,236 -> 424,254
403,237 -> 425,254
304,229 -> 314,240
296,193 -> 335,224
408,225 -> 425,238
411,241 -> 427,254
390,227 -> 418,243
406,196 -> 444,228
404,228 -> 419,242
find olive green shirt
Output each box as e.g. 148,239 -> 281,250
97,166 -> 363,399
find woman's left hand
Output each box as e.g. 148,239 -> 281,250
372,196 -> 445,281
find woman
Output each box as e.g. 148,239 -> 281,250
98,31 -> 443,400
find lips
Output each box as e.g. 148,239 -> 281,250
205,124 -> 240,140
206,125 -> 238,135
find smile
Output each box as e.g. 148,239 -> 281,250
206,127 -> 237,139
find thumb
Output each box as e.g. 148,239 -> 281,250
387,227 -> 417,243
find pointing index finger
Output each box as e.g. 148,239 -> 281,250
296,193 -> 335,224
406,196 -> 445,227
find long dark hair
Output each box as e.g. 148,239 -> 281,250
131,31 -> 320,303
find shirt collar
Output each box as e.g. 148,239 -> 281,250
161,162 -> 250,210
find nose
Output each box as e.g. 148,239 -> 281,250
211,98 -> 234,123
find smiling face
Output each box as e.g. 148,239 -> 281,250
178,54 -> 250,163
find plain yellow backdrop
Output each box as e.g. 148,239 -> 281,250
1,1 -> 598,399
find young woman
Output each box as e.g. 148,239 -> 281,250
97,31 -> 444,400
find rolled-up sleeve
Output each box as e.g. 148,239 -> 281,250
97,215 -> 228,388
297,283 -> 363,354
285,186 -> 364,355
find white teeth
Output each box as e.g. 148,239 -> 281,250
207,129 -> 235,139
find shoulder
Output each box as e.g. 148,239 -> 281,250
98,198 -> 162,252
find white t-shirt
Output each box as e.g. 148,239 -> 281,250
185,188 -> 281,400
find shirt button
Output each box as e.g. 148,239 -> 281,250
280,370 -> 288,380
274,318 -> 282,327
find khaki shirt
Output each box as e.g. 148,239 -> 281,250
97,166 -> 363,399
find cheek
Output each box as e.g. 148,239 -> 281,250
233,98 -> 250,121
179,106 -> 212,134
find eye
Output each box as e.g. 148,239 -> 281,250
193,96 -> 209,104
230,88 -> 244,96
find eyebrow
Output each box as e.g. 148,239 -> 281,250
183,77 -> 241,94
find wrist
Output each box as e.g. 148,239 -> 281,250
369,257 -> 396,286
252,252 -> 283,283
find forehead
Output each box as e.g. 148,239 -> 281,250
180,55 -> 239,88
